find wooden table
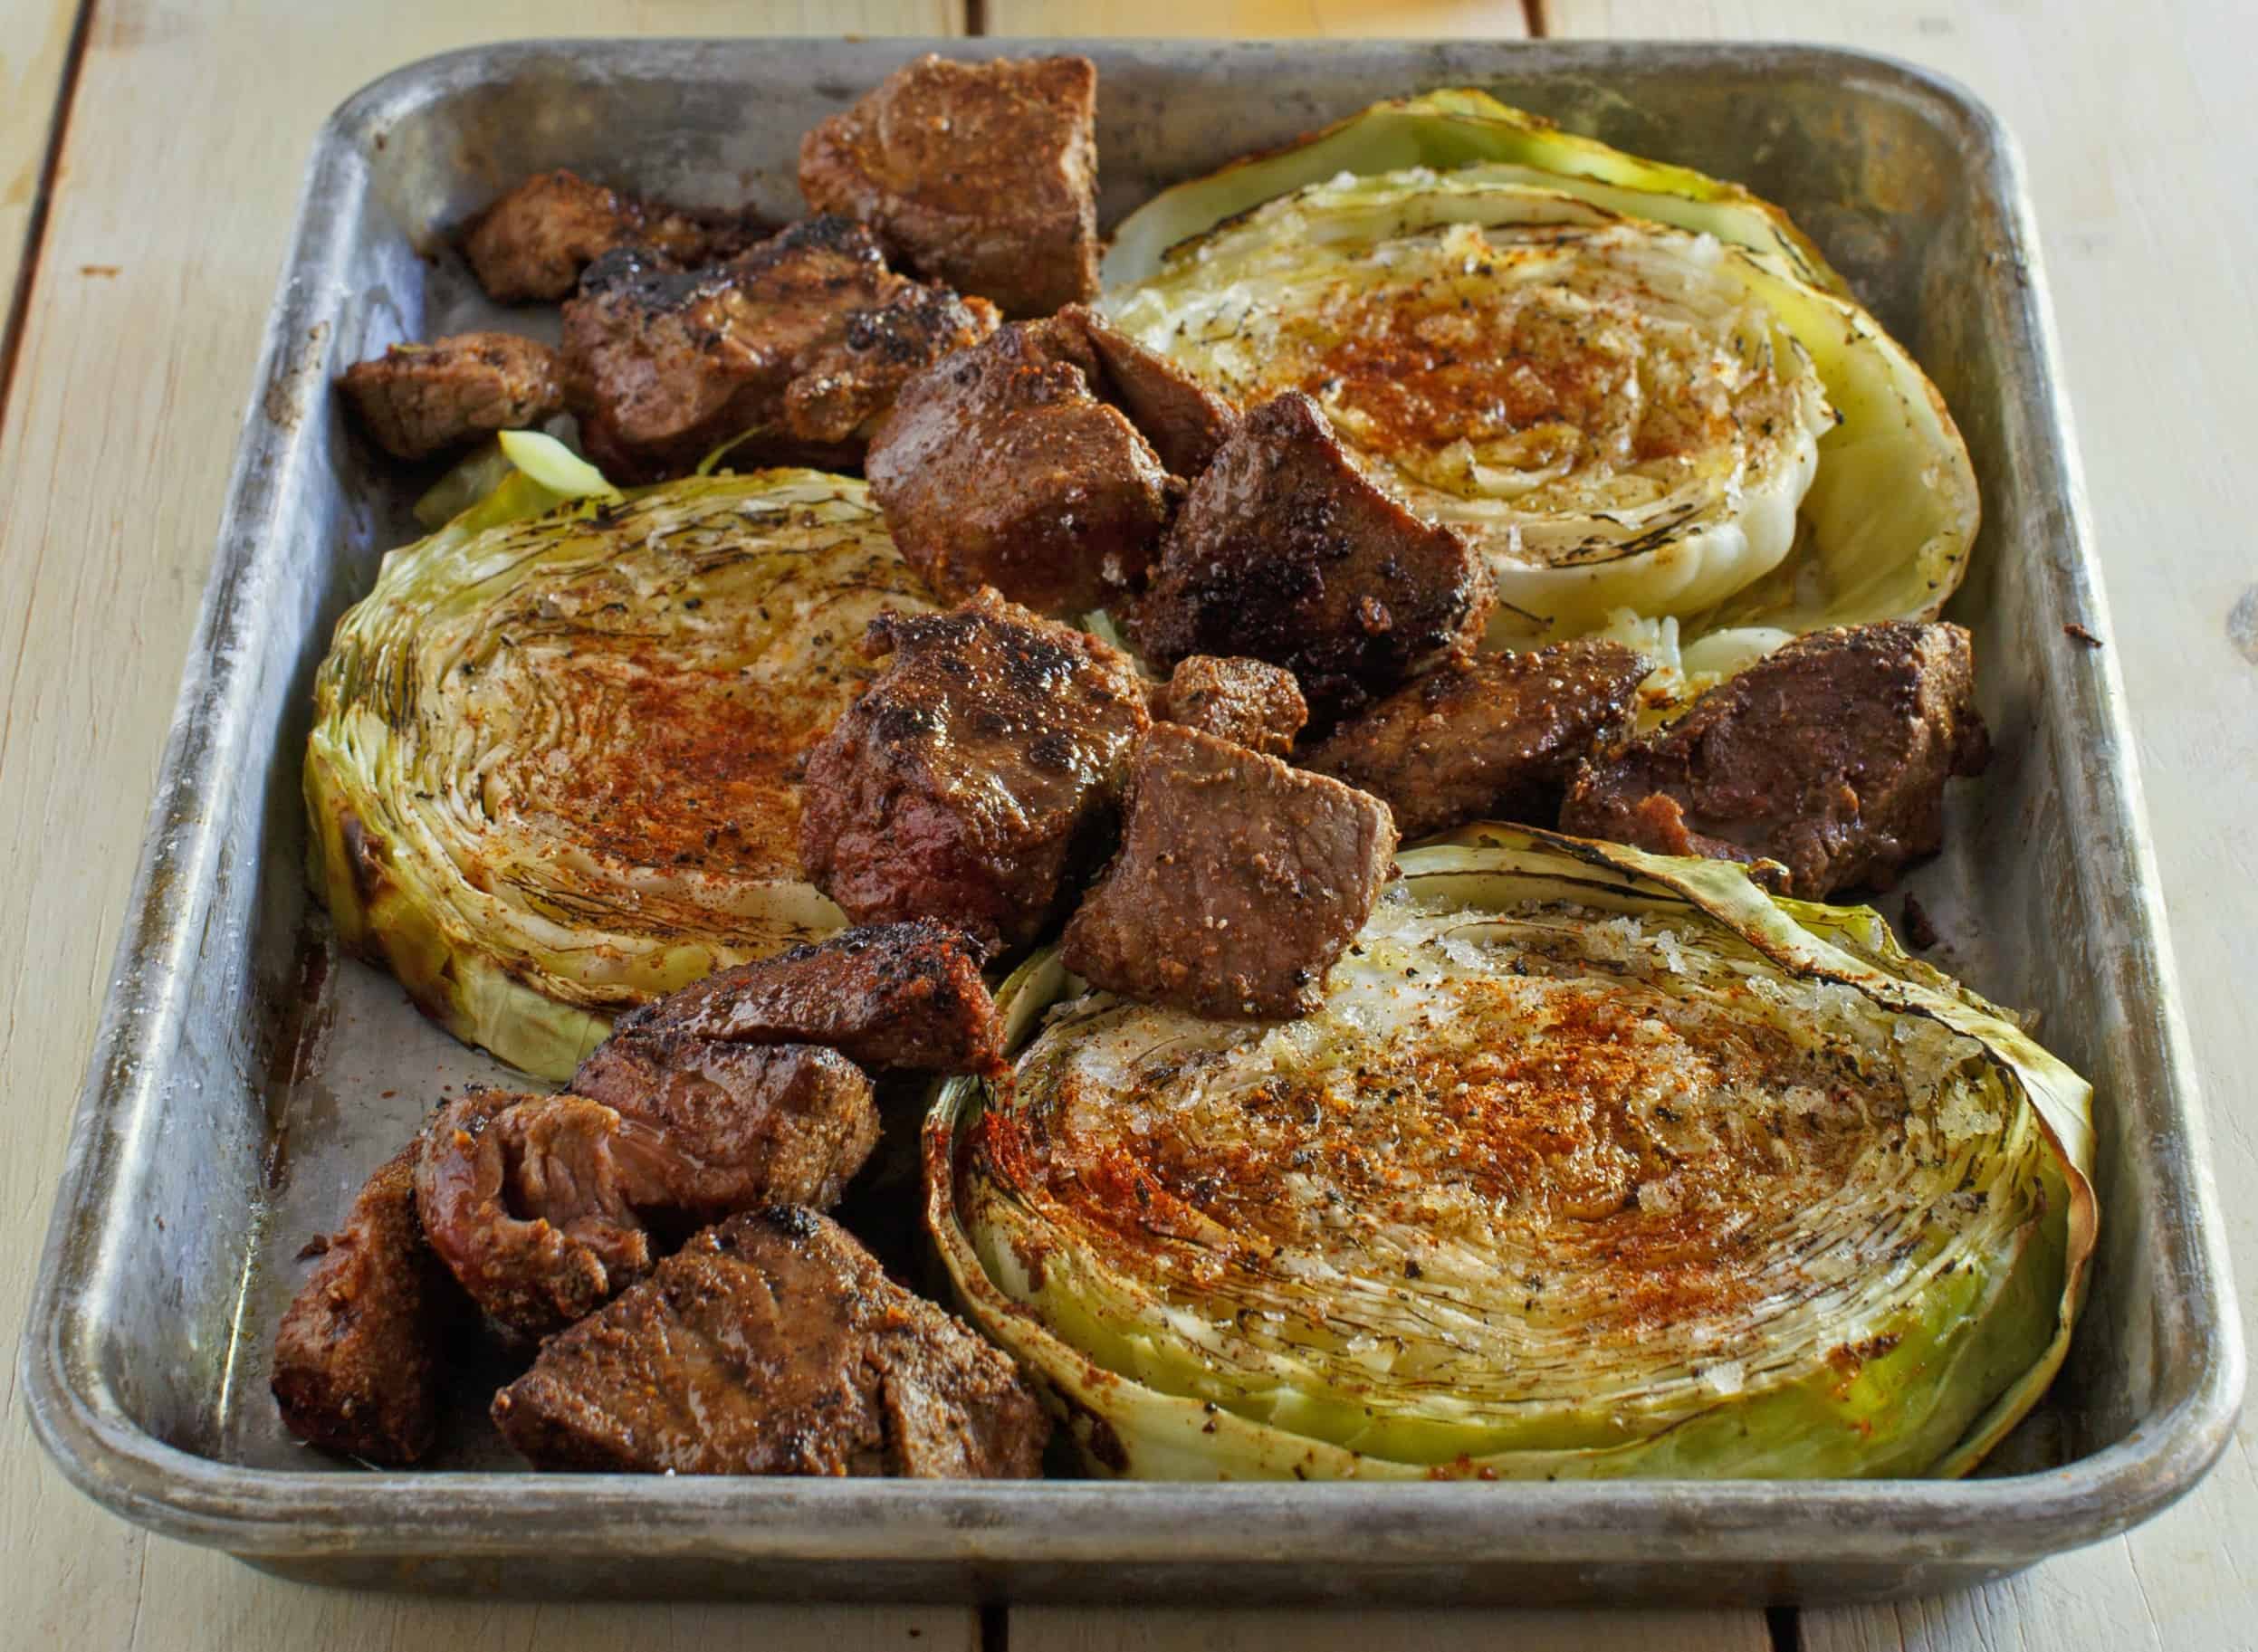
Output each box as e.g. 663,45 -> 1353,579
1,2 -> 2248,1647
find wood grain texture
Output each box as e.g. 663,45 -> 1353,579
0,0 -> 81,371
982,0 -> 1526,38
1546,4 -> 2257,1649
0,11 -> 967,1652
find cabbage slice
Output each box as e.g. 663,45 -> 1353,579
307,467 -> 939,1078
1102,94 -> 1978,655
926,828 -> 2094,1481
1109,176 -> 1837,643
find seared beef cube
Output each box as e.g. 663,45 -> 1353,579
417,1046 -> 875,1337
799,53 -> 1099,320
464,169 -> 764,304
491,1206 -> 1048,1476
799,590 -> 1152,951
569,1035 -> 881,1209
270,1140 -> 453,1465
1152,655 -> 1308,757
415,1090 -> 661,1338
870,317 -> 1172,618
782,279 -> 999,447
868,307 -> 1232,618
1060,724 -> 1397,1020
1305,640 -> 1650,839
562,218 -> 997,482
1127,392 -> 1492,726
1067,306 -> 1235,479
594,921 -> 1003,1078
338,332 -> 562,461
1560,622 -> 1990,898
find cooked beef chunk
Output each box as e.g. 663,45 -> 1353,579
1068,307 -> 1236,480
569,1034 -> 881,1208
595,921 -> 1004,1077
1126,392 -> 1492,727
464,169 -> 765,304
561,217 -> 997,482
338,332 -> 562,461
417,1045 -> 875,1337
867,306 -> 1233,618
1304,640 -> 1651,839
799,53 -> 1099,320
799,590 -> 1152,951
869,319 -> 1170,617
1560,622 -> 1990,898
415,1090 -> 661,1338
491,1206 -> 1048,1476
270,1140 -> 453,1465
1152,654 -> 1308,757
1060,724 -> 1397,1020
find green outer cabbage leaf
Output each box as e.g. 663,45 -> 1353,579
924,827 -> 2095,1481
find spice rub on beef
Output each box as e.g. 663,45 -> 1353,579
867,306 -> 1235,619
561,216 -> 998,482
271,1140 -> 455,1466
1071,309 -> 1239,482
415,1091 -> 635,1338
568,1035 -> 882,1209
588,921 -> 1004,1078
416,1042 -> 877,1337
1304,640 -> 1650,839
1561,621 -> 1991,898
1060,724 -> 1397,1021
464,169 -> 766,304
1126,391 -> 1492,727
798,590 -> 1152,951
491,1206 -> 1048,1476
338,332 -> 563,461
1151,654 -> 1308,757
799,53 -> 1100,320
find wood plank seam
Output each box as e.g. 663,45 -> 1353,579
0,0 -> 93,443
1768,1603 -> 1802,1652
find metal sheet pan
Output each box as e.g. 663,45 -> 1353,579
18,36 -> 2244,1605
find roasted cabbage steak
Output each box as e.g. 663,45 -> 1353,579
307,460 -> 938,1078
1101,91 -> 1979,661
927,827 -> 2093,1480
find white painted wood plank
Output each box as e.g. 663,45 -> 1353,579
1547,2 -> 2258,1648
0,0 -> 78,345
0,10 -> 971,1652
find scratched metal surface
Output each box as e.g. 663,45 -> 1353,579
17,37 -> 2244,1604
